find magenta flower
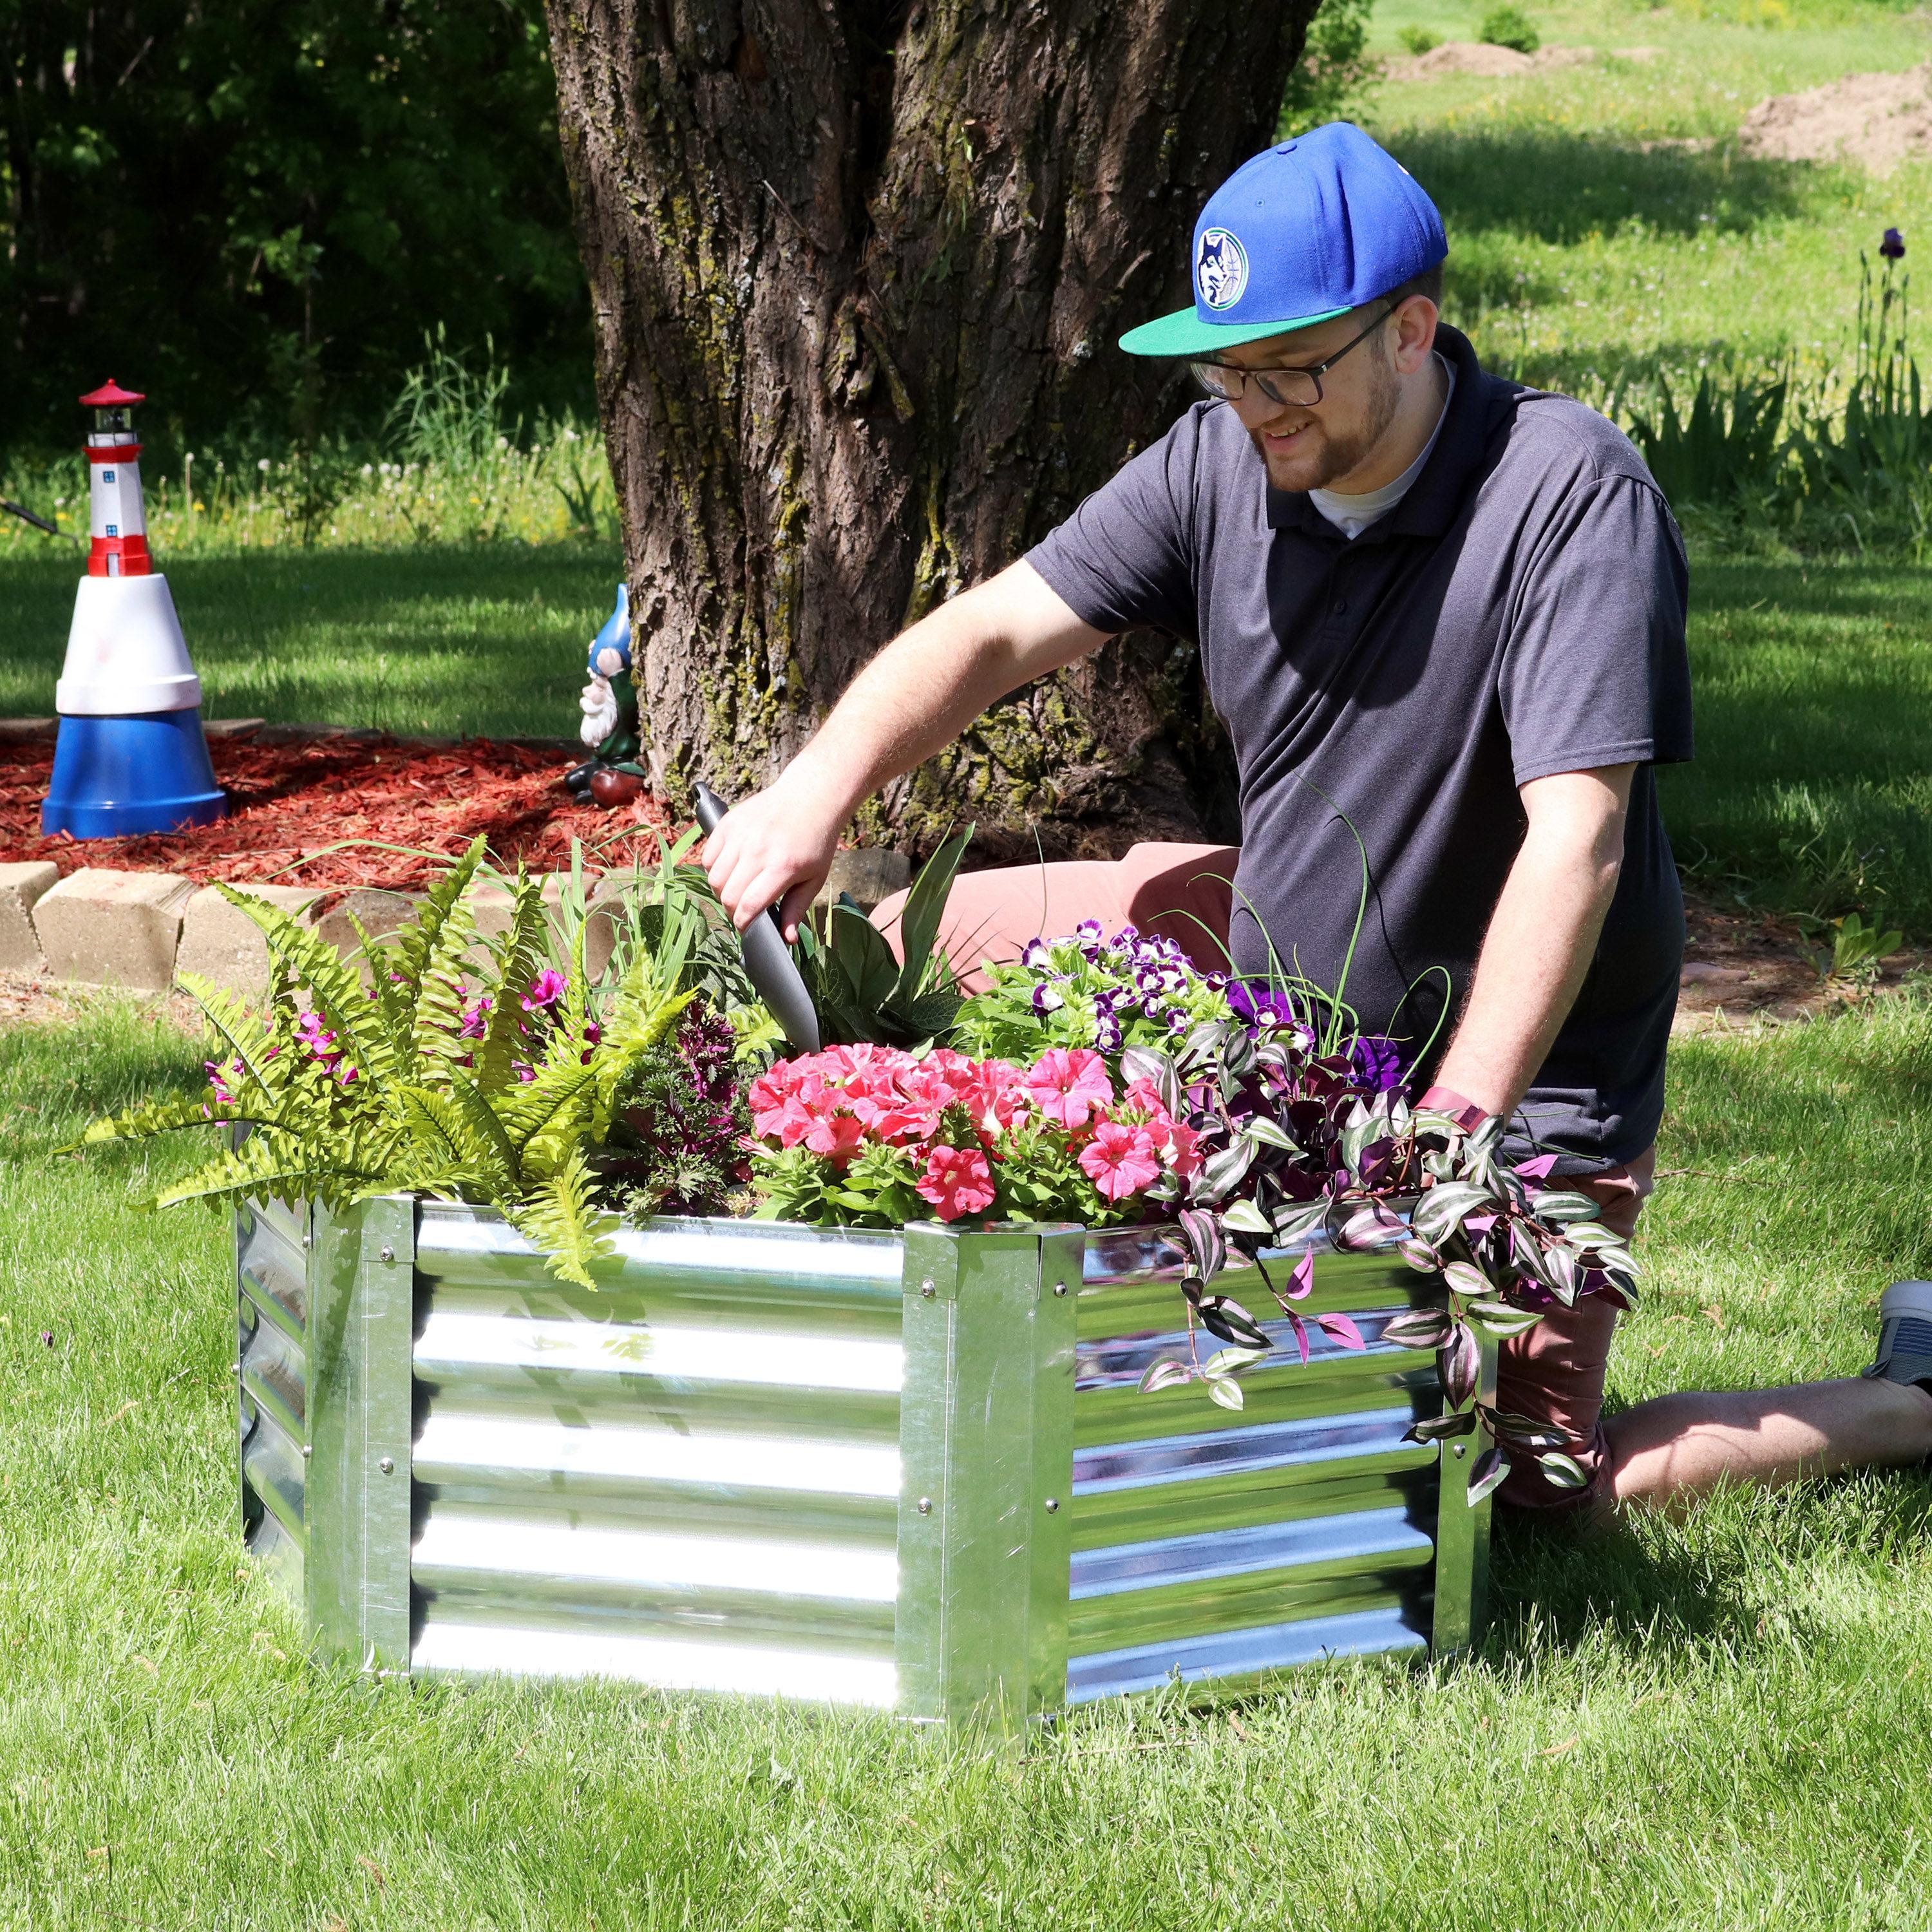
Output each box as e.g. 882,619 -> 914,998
522,970 -> 567,1014
204,1059 -> 238,1106
917,1145 -> 997,1220
458,994 -> 493,1039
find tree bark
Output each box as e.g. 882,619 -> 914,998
544,0 -> 1318,857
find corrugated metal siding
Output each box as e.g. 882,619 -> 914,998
1066,1226 -> 1441,1702
406,1209 -> 905,1706
236,1197 -> 308,1604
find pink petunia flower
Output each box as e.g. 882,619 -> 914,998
1023,1047 -> 1113,1130
917,1145 -> 996,1220
1079,1121 -> 1162,1202
804,1109 -> 867,1164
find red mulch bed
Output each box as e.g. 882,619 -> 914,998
0,732 -> 677,893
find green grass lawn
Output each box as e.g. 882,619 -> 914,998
0,545 -> 622,742
5,995 -> 1931,1927
1367,0 -> 1932,395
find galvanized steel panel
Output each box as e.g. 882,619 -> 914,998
249,1202 -> 1488,1718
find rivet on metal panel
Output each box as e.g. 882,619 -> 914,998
916,1496 -> 933,1515
1453,1442 -> 1468,1459
302,1444 -> 312,1459
1044,1497 -> 1060,1513
1052,1280 -> 1068,1297
920,1277 -> 936,1298
302,1233 -> 312,1249
379,1456 -> 395,1474
379,1245 -> 395,1263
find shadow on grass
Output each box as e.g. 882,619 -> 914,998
1490,1468 -> 1932,1664
1388,128 -> 1819,245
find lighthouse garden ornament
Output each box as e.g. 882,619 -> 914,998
42,381 -> 227,838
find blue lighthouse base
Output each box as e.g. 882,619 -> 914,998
43,710 -> 228,839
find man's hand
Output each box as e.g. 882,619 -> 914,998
1430,764 -> 1636,1123
701,776 -> 847,943
700,562 -> 1108,935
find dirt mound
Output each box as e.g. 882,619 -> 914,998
1389,41 -> 1600,80
1739,62 -> 1932,175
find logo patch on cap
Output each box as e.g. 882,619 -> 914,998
1195,228 -> 1248,310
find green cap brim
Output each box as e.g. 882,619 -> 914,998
1119,301 -> 1352,358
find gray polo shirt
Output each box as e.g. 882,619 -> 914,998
1026,324 -> 1692,1168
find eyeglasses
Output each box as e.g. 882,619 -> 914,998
1190,304 -> 1399,408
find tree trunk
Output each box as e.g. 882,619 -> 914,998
544,0 -> 1318,858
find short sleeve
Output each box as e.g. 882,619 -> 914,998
1024,413 -> 1202,641
1497,474 -> 1694,786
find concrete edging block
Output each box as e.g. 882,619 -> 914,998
177,883 -> 324,997
0,862 -> 61,973
32,867 -> 197,990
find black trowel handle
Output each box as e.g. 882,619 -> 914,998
692,783 -> 822,1054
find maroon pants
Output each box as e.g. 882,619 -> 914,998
874,844 -> 1653,1512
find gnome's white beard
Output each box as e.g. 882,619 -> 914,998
580,674 -> 619,748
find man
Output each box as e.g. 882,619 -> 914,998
703,122 -> 1932,1512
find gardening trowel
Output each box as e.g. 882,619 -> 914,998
692,782 -> 822,1054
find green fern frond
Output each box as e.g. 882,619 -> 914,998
76,1093 -> 239,1148
509,1145 -> 613,1289
496,1057 -> 602,1173
474,875 -> 549,1093
175,971 -> 282,1098
392,1079 -> 519,1198
392,835 -> 488,996
217,885 -> 399,1086
154,1124 -> 388,1214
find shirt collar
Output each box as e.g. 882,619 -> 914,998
1264,325 -> 1498,542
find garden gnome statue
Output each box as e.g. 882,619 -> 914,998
43,381 -> 227,837
566,584 -> 647,806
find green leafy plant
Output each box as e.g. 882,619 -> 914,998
1279,0 -> 1384,134
1820,910 -> 1904,985
1478,3 -> 1540,52
1628,368 -> 1788,507
1398,24 -> 1442,53
795,829 -> 972,1047
1788,254 -> 1932,549
77,837 -> 698,1287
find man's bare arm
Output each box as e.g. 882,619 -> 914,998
1428,764 -> 1636,1122
703,560 -> 1109,934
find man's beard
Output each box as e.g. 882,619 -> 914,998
1247,350 -> 1403,493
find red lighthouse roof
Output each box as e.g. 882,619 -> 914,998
78,379 -> 145,408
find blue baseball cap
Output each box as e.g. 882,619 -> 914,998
1120,122 -> 1447,357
